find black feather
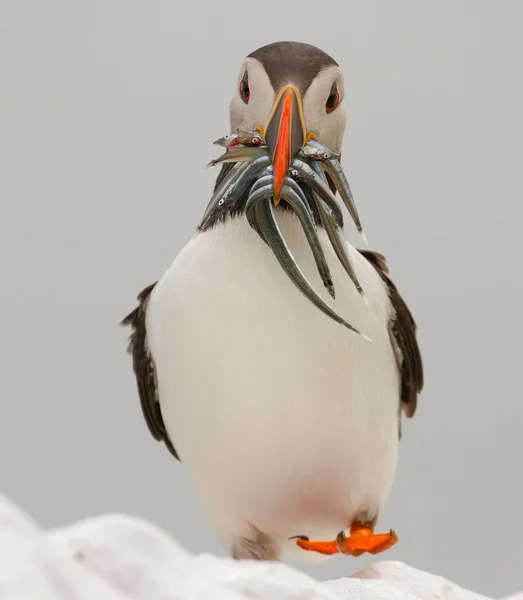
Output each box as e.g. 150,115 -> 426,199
121,283 -> 180,460
359,250 -> 424,417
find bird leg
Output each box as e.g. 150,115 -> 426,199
293,522 -> 398,556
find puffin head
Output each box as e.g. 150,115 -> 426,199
229,41 -> 347,204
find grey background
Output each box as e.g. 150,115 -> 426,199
1,0 -> 522,597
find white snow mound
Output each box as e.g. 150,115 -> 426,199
0,494 -> 505,600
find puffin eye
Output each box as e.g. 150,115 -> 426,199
325,82 -> 340,113
239,71 -> 250,104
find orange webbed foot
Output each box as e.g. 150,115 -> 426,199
336,523 -> 398,556
291,536 -> 339,555
292,522 -> 398,557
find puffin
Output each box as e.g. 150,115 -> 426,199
122,40 -> 423,562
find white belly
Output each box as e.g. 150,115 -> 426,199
146,211 -> 400,558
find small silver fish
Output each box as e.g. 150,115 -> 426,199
280,178 -> 335,299
298,142 -> 339,162
235,130 -> 265,147
289,158 -> 344,227
213,133 -> 238,147
246,195 -> 369,339
218,155 -> 272,206
199,161 -> 250,229
320,157 -> 367,245
213,130 -> 265,149
303,186 -> 367,303
206,146 -> 268,168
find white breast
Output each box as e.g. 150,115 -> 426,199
146,210 -> 400,559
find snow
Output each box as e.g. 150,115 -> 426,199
0,493 -> 509,600
325,562 -> 492,600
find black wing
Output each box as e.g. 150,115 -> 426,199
359,250 -> 424,419
121,283 -> 180,460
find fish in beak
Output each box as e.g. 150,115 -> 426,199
263,85 -> 307,205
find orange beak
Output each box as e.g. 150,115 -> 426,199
264,85 -> 307,205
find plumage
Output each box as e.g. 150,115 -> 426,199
359,250 -> 424,417
122,246 -> 422,462
122,40 -> 423,561
248,41 -> 338,94
121,282 -> 178,460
